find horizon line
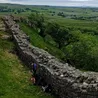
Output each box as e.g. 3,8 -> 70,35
0,3 -> 98,8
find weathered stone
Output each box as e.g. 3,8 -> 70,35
3,15 -> 98,98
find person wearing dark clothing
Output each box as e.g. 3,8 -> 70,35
33,63 -> 37,76
34,74 -> 41,85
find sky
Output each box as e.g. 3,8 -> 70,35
0,0 -> 98,7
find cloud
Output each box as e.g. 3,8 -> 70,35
0,0 -> 8,3
0,0 -> 98,7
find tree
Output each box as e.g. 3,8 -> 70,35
44,22 -> 69,48
54,27 -> 69,48
63,31 -> 98,71
28,13 -> 44,35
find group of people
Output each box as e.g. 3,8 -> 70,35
30,63 -> 52,93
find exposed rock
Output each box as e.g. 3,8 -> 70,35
1,35 -> 11,40
3,15 -> 98,98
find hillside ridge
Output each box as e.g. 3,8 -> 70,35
3,15 -> 98,98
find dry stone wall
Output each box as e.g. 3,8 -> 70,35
3,15 -> 98,98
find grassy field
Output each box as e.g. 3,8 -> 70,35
0,21 -> 55,98
1,3 -> 98,31
1,3 -> 98,21
45,15 -> 98,29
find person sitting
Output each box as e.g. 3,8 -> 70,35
30,75 -> 36,84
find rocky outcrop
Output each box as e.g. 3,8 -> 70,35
0,19 -> 6,31
3,15 -> 98,98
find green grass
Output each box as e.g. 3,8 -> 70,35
0,28 -> 55,98
19,23 -> 65,59
45,15 -> 98,29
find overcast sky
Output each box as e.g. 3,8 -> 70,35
0,0 -> 98,7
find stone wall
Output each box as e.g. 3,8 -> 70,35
3,15 -> 98,98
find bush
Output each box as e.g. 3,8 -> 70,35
62,31 -> 98,71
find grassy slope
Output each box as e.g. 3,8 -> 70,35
0,27 -> 54,98
19,23 -> 65,59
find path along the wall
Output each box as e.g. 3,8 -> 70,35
3,15 -> 98,98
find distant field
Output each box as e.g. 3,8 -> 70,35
0,3 -> 98,20
0,3 -> 98,30
45,16 -> 98,29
